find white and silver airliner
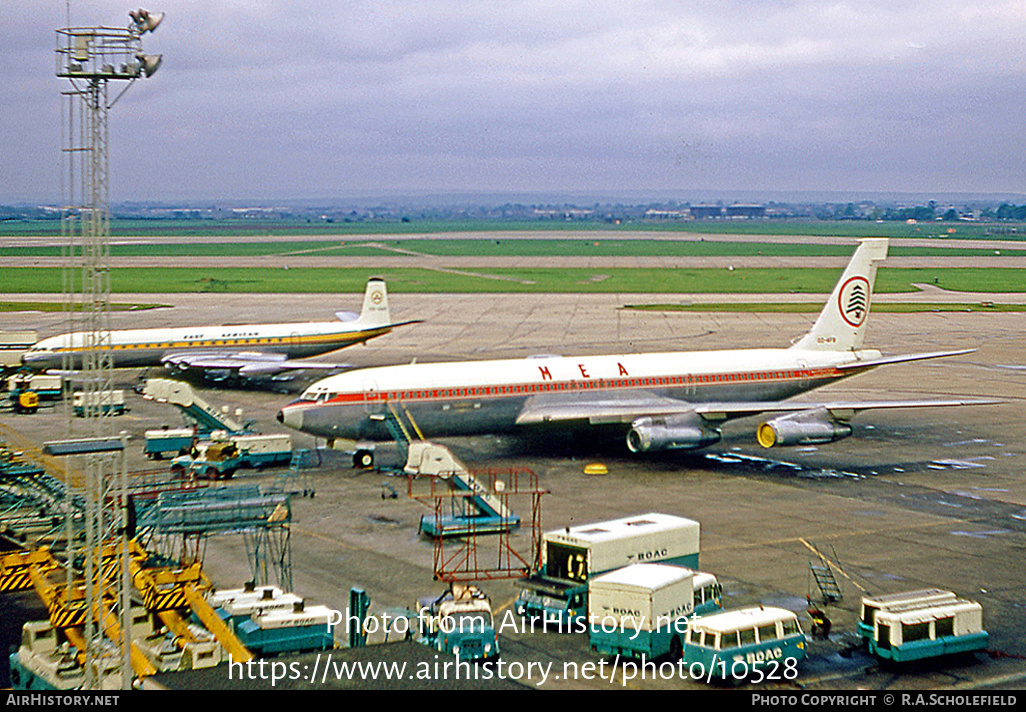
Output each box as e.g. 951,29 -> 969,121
22,278 -> 420,381
277,240 -> 992,462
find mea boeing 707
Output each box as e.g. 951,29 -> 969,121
277,240 -> 994,465
22,278 -> 420,383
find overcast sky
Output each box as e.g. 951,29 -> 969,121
3,1 -> 1024,205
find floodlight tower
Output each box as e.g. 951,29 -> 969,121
54,9 -> 163,689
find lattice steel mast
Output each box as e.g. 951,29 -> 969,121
53,8 -> 163,689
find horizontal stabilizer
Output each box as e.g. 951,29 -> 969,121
836,348 -> 976,371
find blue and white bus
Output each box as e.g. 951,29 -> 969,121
858,589 -> 957,644
684,606 -> 807,683
868,598 -> 988,663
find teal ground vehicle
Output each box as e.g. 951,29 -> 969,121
235,603 -> 336,655
868,598 -> 988,663
145,426 -> 197,459
857,588 -> 957,644
416,585 -> 499,661
170,433 -> 293,479
692,571 -> 723,616
588,563 -> 702,661
515,512 -> 700,630
72,389 -> 125,416
684,606 -> 808,683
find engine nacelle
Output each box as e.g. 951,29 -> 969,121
626,415 -> 722,453
756,409 -> 853,448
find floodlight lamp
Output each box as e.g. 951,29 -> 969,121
129,9 -> 164,34
136,53 -> 163,77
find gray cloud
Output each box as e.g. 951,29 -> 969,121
2,0 -> 1023,203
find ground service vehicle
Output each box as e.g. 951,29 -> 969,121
684,606 -> 807,683
235,601 -> 336,656
5,373 -> 61,414
144,427 -> 197,459
868,598 -> 988,663
588,563 -> 697,661
171,433 -> 293,479
692,571 -> 724,616
857,588 -> 957,643
72,389 -> 125,416
515,512 -> 700,628
416,585 -> 498,661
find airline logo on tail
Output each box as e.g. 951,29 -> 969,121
791,238 -> 888,353
840,277 -> 870,327
357,278 -> 392,327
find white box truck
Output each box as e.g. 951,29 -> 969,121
514,512 -> 699,630
588,563 -> 695,661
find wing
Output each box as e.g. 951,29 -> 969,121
161,351 -> 353,377
515,389 -> 999,451
515,391 -> 997,426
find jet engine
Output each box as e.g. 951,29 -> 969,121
626,414 -> 722,453
756,408 -> 853,448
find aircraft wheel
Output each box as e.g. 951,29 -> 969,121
353,449 -> 374,469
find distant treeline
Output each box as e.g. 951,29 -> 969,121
830,202 -> 1026,222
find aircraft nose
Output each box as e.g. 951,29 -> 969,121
277,405 -> 303,432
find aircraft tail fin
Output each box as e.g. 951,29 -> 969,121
355,278 -> 391,327
791,238 -> 889,352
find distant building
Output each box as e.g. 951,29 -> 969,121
725,204 -> 767,219
689,205 -> 724,219
644,209 -> 688,220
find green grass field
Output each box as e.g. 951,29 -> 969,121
2,217 -> 1024,241
4,237 -> 1026,259
0,266 -> 1023,294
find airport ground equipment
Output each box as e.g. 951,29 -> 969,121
169,433 -> 293,480
128,556 -> 253,666
235,599 -> 336,656
588,563 -> 697,661
271,448 -> 316,497
692,572 -> 724,616
414,584 -> 499,662
209,583 -> 298,631
7,543 -> 158,683
208,579 -> 339,656
9,619 -> 91,690
7,373 -> 63,400
4,372 -> 62,414
143,426 -> 197,460
857,589 -> 958,644
142,377 -> 253,436
683,606 -> 809,682
404,441 -> 520,537
133,484 -> 293,591
0,330 -> 37,368
72,389 -> 125,417
515,512 -> 700,628
867,597 -> 988,663
403,448 -> 546,583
